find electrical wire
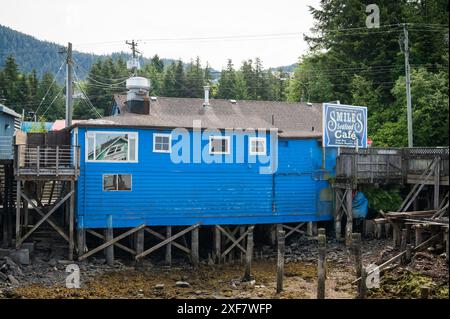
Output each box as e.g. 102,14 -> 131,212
33,61 -> 65,115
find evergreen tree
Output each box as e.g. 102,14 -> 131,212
150,54 -> 165,73
185,57 -> 204,97
216,59 -> 238,99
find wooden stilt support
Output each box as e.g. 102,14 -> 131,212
433,158 -> 440,210
165,226 -> 172,266
135,228 -> 144,268
415,225 -> 422,247
276,229 -> 285,294
191,226 -> 199,267
243,225 -> 254,281
400,228 -> 407,265
68,181 -> 75,260
334,189 -> 343,241
346,189 -> 353,246
317,229 -> 326,299
105,215 -> 114,266
359,267 -> 367,299
214,226 -> 221,264
352,233 -> 363,297
15,180 -> 21,248
406,244 -> 413,263
240,226 -> 246,262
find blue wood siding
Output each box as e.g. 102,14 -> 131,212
75,127 -> 336,228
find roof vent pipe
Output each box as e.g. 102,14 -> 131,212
203,86 -> 210,106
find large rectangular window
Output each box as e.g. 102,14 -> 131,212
86,131 -> 138,162
103,174 -> 132,191
153,133 -> 171,153
249,137 -> 267,155
209,136 -> 230,155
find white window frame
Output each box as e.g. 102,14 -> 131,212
249,137 -> 267,155
85,131 -> 138,163
209,136 -> 230,155
153,133 -> 172,153
102,174 -> 133,192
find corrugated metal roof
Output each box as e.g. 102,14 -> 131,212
73,96 -> 323,137
0,104 -> 21,118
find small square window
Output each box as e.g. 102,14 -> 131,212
249,137 -> 266,155
209,136 -> 230,154
153,134 -> 171,153
103,174 -> 132,191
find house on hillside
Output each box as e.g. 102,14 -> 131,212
69,77 -> 337,230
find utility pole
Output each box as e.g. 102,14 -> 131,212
126,40 -> 140,74
403,23 -> 413,147
65,42 -> 73,128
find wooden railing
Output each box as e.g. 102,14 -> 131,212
335,147 -> 449,184
14,145 -> 80,179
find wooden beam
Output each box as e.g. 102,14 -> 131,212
283,223 -> 306,238
214,226 -> 221,264
165,226 -> 172,265
144,227 -> 190,254
191,227 -> 199,266
79,224 -> 146,261
17,190 -> 73,246
15,180 -> 21,248
217,225 -> 248,258
135,229 -> 144,268
86,229 -> 136,255
136,224 -> 200,260
69,181 -> 75,260
105,216 -> 114,266
19,191 -> 69,242
243,225 -> 254,281
317,230 -> 326,299
276,229 -> 285,294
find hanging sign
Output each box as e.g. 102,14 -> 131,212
322,103 -> 367,148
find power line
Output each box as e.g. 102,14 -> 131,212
34,61 -> 65,115
40,86 -> 64,118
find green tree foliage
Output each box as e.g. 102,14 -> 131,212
300,0 -> 448,147
287,55 -> 334,102
372,68 -> 449,146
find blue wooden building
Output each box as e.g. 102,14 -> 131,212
0,104 -> 21,160
71,81 -> 337,231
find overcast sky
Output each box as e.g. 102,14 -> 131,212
0,0 -> 321,69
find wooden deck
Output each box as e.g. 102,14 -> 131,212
14,144 -> 79,180
335,147 -> 449,187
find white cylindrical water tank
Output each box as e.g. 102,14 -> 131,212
126,76 -> 150,91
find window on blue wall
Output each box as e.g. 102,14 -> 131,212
249,137 -> 266,155
103,174 -> 132,191
209,136 -> 230,154
86,131 -> 138,162
153,133 -> 171,153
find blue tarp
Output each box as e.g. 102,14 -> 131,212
352,191 -> 369,218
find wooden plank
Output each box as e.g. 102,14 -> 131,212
165,226 -> 172,265
283,223 -> 306,238
136,224 -> 200,260
105,215 -> 114,265
191,227 -> 199,266
69,181 -> 75,260
79,224 -> 145,261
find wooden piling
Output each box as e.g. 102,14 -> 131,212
400,228 -> 407,265
345,189 -> 353,246
317,229 -> 326,299
276,230 -> 285,294
243,225 -> 254,281
406,244 -> 413,263
352,233 -> 363,296
165,226 -> 172,266
191,226 -> 199,267
420,286 -> 430,299
15,180 -> 21,248
214,226 -> 221,264
359,266 -> 367,299
105,215 -> 114,266
69,181 -> 75,261
135,228 -> 144,268
415,226 -> 422,247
